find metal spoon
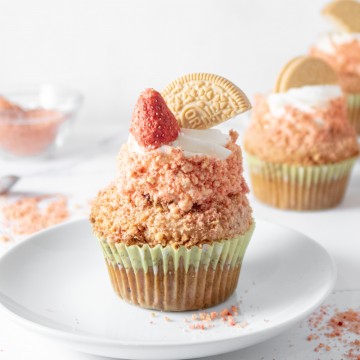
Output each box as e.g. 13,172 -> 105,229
0,175 -> 20,195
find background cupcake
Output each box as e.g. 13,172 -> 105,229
90,76 -> 255,311
244,56 -> 359,210
311,0 -> 360,133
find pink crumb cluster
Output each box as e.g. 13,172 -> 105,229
0,95 -> 66,156
0,97 -> 22,112
186,305 -> 248,330
0,234 -> 11,243
90,130 -> 253,247
149,305 -> 249,331
244,94 -> 359,165
149,305 -> 249,330
307,305 -> 360,359
0,194 -> 69,235
311,40 -> 360,93
118,130 -> 248,209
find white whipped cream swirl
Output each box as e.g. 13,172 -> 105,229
315,32 -> 360,54
267,85 -> 343,117
128,128 -> 232,160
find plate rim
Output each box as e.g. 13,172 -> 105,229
0,218 -> 337,348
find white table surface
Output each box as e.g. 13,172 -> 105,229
0,124 -> 359,360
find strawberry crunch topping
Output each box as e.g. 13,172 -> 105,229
0,95 -> 66,156
91,88 -> 253,247
244,95 -> 359,165
130,88 -> 180,149
90,131 -> 253,247
0,96 -> 23,113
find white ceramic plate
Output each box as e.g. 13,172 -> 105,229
0,219 -> 335,359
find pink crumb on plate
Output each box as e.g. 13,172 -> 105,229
0,194 -> 69,235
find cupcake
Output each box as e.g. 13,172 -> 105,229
90,74 -> 254,311
311,0 -> 360,133
244,56 -> 359,210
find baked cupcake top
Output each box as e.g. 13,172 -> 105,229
311,33 -> 360,93
91,80 -> 253,248
244,56 -> 359,165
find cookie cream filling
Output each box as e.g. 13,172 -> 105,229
315,33 -> 360,54
267,85 -> 343,117
128,128 -> 232,160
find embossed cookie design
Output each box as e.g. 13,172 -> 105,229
274,56 -> 338,93
323,0 -> 360,33
162,73 -> 251,129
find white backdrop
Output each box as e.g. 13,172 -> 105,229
0,0 -> 333,127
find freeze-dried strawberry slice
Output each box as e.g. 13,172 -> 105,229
130,88 -> 180,148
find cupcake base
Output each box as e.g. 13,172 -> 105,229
100,224 -> 254,311
106,260 -> 241,311
346,93 -> 360,134
250,171 -> 350,210
247,155 -> 357,211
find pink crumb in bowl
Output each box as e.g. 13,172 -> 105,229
0,108 -> 67,156
0,86 -> 82,158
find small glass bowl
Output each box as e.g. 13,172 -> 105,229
0,85 -> 83,159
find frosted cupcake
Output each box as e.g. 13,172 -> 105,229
90,81 -> 254,311
244,56 -> 359,210
311,0 -> 360,133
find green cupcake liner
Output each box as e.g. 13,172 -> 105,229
246,153 -> 357,210
346,93 -> 360,133
246,154 -> 357,186
99,223 -> 255,310
100,222 -> 255,273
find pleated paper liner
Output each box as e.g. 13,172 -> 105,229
346,93 -> 360,134
246,154 -> 357,210
100,223 -> 255,311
